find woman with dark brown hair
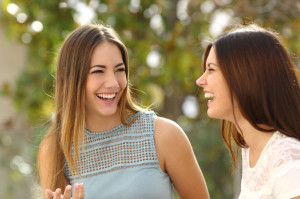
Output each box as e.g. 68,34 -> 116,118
38,23 -> 210,199
196,24 -> 300,198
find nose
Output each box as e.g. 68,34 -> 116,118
105,72 -> 119,89
196,73 -> 207,88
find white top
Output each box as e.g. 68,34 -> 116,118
239,131 -> 300,199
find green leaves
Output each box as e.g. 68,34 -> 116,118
1,0 -> 299,198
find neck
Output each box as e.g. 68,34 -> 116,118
85,111 -> 122,133
235,118 -> 275,167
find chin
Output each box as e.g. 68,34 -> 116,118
100,107 -> 119,116
207,110 -> 216,119
207,110 -> 222,120
100,111 -> 117,117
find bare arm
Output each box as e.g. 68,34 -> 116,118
38,136 -> 70,189
38,136 -> 85,198
154,116 -> 210,199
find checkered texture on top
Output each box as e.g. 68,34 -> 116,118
64,111 -> 158,180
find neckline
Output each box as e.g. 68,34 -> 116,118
85,111 -> 141,135
247,131 -> 280,170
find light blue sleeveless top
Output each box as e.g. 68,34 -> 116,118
64,111 -> 173,199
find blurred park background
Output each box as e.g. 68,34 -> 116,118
0,0 -> 299,198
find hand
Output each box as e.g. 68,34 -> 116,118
45,184 -> 85,199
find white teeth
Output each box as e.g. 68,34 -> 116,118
204,93 -> 215,99
97,93 -> 116,99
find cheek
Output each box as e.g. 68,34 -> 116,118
219,87 -> 232,111
85,78 -> 92,93
85,78 -> 96,92
118,74 -> 127,89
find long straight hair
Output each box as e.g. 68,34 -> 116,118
203,24 -> 300,167
37,24 -> 143,192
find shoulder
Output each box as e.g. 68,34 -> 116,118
153,116 -> 192,159
138,111 -> 184,135
241,133 -> 300,197
37,133 -> 57,187
154,115 -> 182,130
38,133 -> 56,158
38,135 -> 52,157
38,133 -> 58,174
154,116 -> 187,142
269,132 -> 300,156
268,132 -> 300,170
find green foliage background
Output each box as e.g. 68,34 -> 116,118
0,0 -> 299,198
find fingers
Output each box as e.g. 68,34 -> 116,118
72,183 -> 85,199
53,188 -> 62,199
45,189 -> 54,199
63,185 -> 72,199
79,184 -> 85,199
44,184 -> 84,199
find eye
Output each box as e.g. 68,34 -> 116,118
207,68 -> 215,72
91,70 -> 103,74
116,67 -> 126,72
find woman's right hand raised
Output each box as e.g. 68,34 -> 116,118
45,184 -> 85,199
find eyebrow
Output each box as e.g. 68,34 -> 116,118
207,62 -> 219,67
90,62 -> 124,69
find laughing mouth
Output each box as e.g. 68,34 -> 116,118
204,93 -> 215,101
96,93 -> 117,101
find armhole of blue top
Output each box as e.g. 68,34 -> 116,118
150,112 -> 168,174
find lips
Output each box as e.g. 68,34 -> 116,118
204,92 -> 215,99
204,92 -> 215,105
96,93 -> 117,101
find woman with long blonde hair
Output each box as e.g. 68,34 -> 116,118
38,23 -> 210,199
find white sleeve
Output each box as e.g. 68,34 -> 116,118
273,166 -> 300,199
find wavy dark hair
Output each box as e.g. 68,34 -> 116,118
203,24 -> 300,167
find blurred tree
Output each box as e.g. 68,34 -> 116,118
0,0 -> 299,198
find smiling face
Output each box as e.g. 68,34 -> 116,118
85,41 -> 127,122
196,47 -> 236,122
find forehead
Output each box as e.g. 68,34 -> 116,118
92,41 -> 120,54
90,41 -> 123,63
206,47 -> 217,64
